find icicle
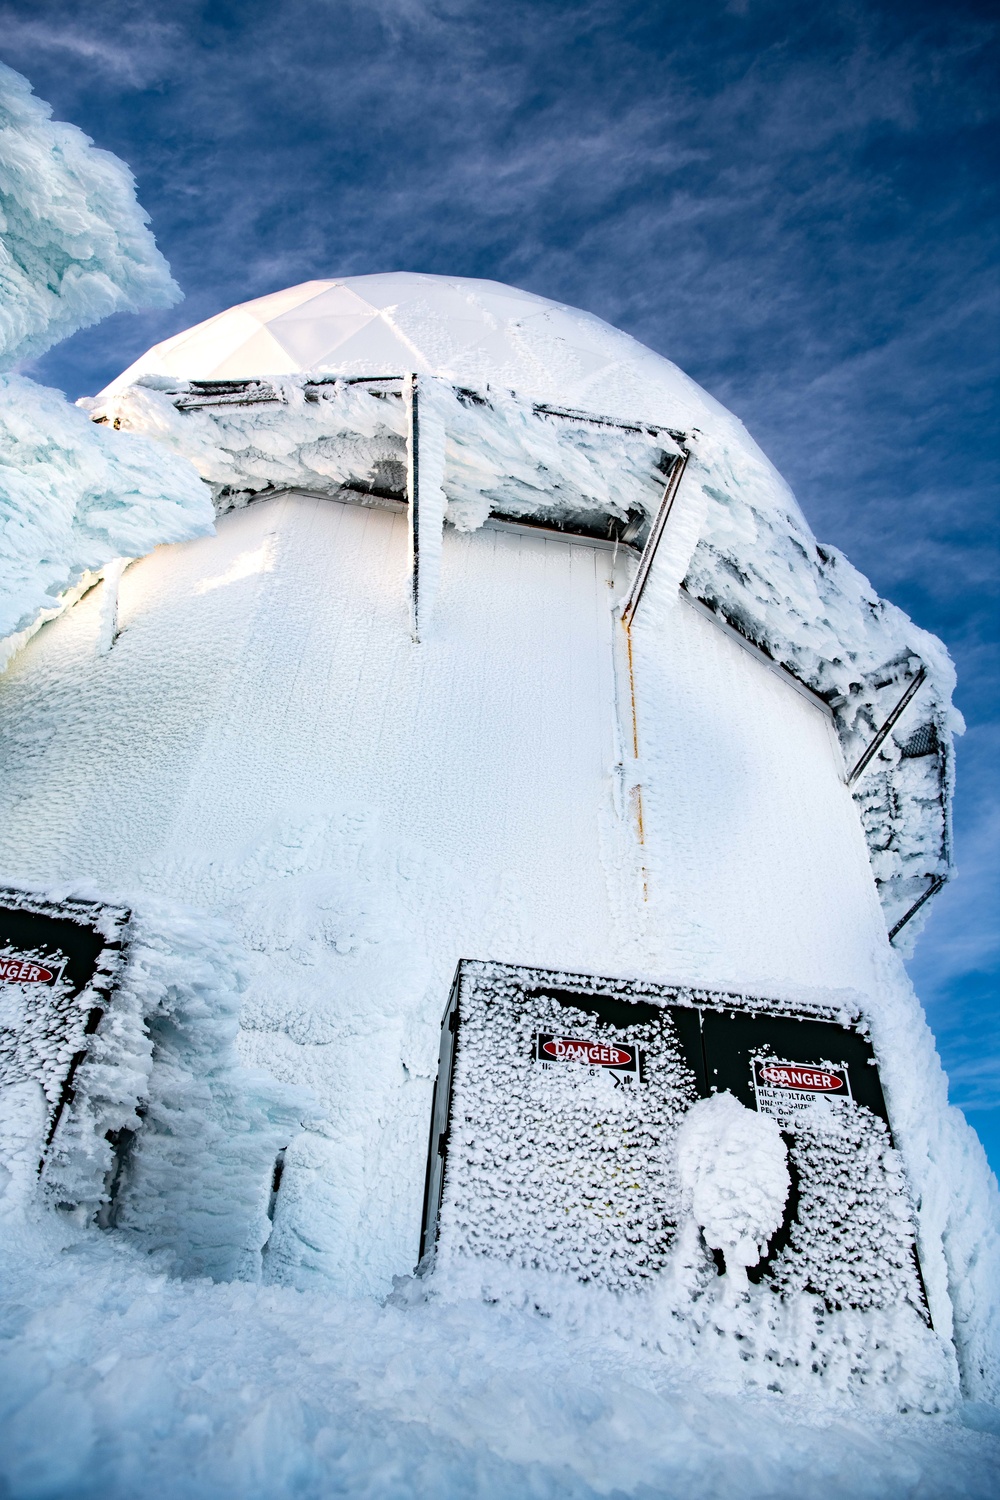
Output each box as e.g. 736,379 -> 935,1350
95,557 -> 129,655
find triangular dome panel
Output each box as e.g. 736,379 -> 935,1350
267,284 -> 380,323
156,309 -> 267,378
206,326 -> 304,379
312,316 -> 430,374
266,313 -> 378,365
245,281 -> 338,320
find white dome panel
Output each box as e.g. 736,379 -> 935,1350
269,284 -> 381,322
316,316 -> 428,374
243,280 -> 335,318
206,326 -> 304,379
267,313 -> 378,365
101,271 -> 744,447
140,308 -> 266,381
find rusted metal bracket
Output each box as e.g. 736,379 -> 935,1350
847,667 -> 927,786
620,447 -> 690,627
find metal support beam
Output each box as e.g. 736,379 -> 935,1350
847,667 -> 927,786
404,372 -> 421,640
620,448 -> 690,627
888,874 -> 946,944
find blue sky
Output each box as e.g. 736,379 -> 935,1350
3,0 -> 998,1166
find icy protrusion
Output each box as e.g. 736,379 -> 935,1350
87,373 -> 672,541
0,63 -> 210,672
0,374 -> 213,670
677,1091 -> 790,1293
404,374 -> 448,640
31,897 -> 309,1280
0,62 -> 180,369
94,557 -> 128,655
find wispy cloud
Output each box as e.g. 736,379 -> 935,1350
0,6 -> 181,87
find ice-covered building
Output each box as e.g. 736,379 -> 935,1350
2,270 -> 998,1408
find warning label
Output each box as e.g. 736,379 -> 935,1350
0,953 -> 61,986
533,1034 -> 642,1091
752,1057 -> 850,1128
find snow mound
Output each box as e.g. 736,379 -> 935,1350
2,1220 -> 998,1498
677,1091 -> 789,1291
0,62 -> 179,369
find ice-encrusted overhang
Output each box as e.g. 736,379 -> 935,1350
86,372 -> 957,945
87,372 -> 683,541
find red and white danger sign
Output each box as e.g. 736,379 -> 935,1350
533,1034 -> 642,1090
0,955 -> 57,985
752,1056 -> 850,1127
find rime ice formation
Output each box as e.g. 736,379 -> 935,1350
0,890 -> 303,1279
677,1091 -> 789,1291
0,64 -> 213,668
0,375 -> 213,667
0,62 -> 179,369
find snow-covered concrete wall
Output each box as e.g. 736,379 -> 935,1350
2,477 -> 997,1400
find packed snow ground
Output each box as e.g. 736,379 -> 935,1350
2,1211 -> 999,1500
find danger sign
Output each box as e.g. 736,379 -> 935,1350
752,1056 -> 850,1128
533,1034 -> 642,1089
0,955 -> 57,985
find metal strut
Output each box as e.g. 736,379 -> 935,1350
846,667 -> 927,786
614,448 -> 690,898
620,447 -> 690,627
404,372 -> 421,640
888,874 -> 946,944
